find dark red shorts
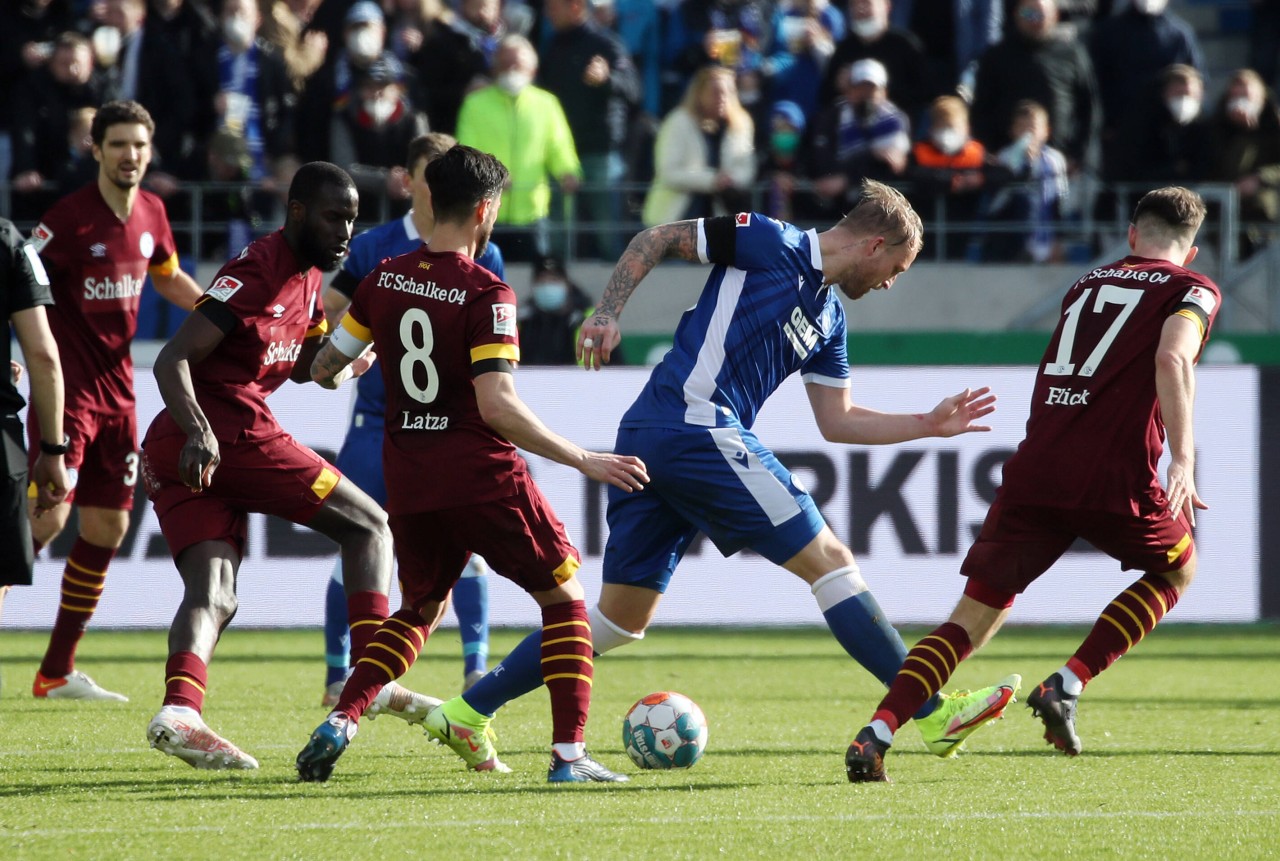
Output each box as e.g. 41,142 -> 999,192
28,407 -> 137,510
961,498 -> 1195,596
390,470 -> 579,611
142,428 -> 340,560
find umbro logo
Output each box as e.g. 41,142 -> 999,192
272,304 -> 285,318
90,243 -> 107,258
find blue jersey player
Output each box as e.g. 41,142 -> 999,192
321,134 -> 503,705
423,180 -> 1023,777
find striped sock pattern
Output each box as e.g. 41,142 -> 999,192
1069,574 -> 1181,684
541,600 -> 593,744
873,622 -> 973,734
339,609 -> 430,720
39,538 -> 115,678
345,590 -> 389,663
163,651 -> 208,712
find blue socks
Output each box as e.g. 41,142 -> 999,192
454,558 -> 490,678
323,562 -> 350,686
462,626 -> 545,717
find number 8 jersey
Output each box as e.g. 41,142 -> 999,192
339,247 -> 523,515
999,255 -> 1221,512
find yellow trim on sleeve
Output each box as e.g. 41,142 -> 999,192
470,343 -> 520,363
306,318 -> 329,338
1174,308 -> 1206,339
148,252 -> 180,278
340,314 -> 373,342
311,467 -> 340,500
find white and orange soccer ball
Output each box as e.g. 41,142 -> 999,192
622,691 -> 708,770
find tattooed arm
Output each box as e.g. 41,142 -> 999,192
310,334 -> 377,389
577,220 -> 700,370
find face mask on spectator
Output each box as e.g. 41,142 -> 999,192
932,127 -> 966,155
223,15 -> 254,50
347,28 -> 382,61
771,130 -> 800,157
532,281 -> 568,311
1227,96 -> 1260,123
496,70 -> 531,95
850,16 -> 885,40
1166,95 -> 1200,124
364,96 -> 397,125
1131,0 -> 1168,14
93,25 -> 122,66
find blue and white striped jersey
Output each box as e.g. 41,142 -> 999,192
621,213 -> 849,431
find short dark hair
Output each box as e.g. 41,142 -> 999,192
425,145 -> 510,224
288,161 -> 356,208
1131,186 -> 1207,245
406,132 -> 457,176
90,100 -> 154,147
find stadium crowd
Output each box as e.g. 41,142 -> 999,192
2,0 -> 1279,262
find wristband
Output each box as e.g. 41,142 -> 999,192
40,434 -> 70,455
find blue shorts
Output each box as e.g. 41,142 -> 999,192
335,417 -> 386,507
602,424 -> 825,593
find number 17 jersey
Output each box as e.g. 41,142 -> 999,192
999,255 -> 1221,513
343,247 -> 523,515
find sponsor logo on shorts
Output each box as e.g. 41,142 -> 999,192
207,275 -> 244,302
30,223 -> 53,252
1044,386 -> 1090,406
492,303 -> 516,336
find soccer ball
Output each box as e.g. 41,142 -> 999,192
622,691 -> 708,769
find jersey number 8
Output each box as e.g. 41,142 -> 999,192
399,307 -> 439,404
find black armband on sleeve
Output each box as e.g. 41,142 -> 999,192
1172,301 -> 1209,335
471,357 -> 514,377
329,269 -> 360,300
195,297 -> 239,334
703,215 -> 738,266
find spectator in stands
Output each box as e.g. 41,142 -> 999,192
53,107 -> 101,196
1209,68 -> 1280,257
201,128 -> 277,260
518,254 -> 602,366
1,0 -> 77,183
821,0 -> 929,123
539,0 -> 640,259
762,0 -> 843,123
908,95 -> 991,259
258,0 -> 328,92
1113,63 -> 1211,186
97,0 -> 197,180
150,0 -> 221,156
890,0 -> 1002,101
597,0 -> 662,119
456,34 -> 581,260
451,0 -> 505,69
760,99 -> 822,222
983,99 -> 1068,263
11,33 -> 106,216
297,0 -> 400,162
210,0 -> 297,187
330,54 -> 430,214
970,0 -> 1099,174
642,64 -> 756,226
402,1 -> 486,133
660,0 -> 771,114
806,59 -> 910,217
1088,0 -> 1202,182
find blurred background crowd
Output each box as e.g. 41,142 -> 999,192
2,0 -> 1278,269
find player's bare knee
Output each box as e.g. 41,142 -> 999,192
782,529 -> 856,586
588,603 -> 645,654
1155,557 -> 1196,593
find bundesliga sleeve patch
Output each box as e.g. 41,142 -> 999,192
735,213 -> 751,227
30,223 -> 53,252
206,275 -> 244,303
1182,285 -> 1217,316
492,303 -> 516,336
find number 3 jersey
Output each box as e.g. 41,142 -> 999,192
339,247 -> 522,515
999,256 -> 1221,513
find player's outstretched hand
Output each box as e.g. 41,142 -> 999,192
579,451 -> 648,492
1165,458 -> 1207,526
577,314 -> 621,371
180,431 -> 221,491
929,387 -> 996,437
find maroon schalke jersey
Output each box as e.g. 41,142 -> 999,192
150,230 -> 325,443
31,183 -> 179,415
343,247 -> 522,514
999,256 -> 1221,513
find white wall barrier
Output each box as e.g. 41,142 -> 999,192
3,366 -> 1259,629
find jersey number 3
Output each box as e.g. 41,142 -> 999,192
1045,284 -> 1142,377
399,307 -> 439,403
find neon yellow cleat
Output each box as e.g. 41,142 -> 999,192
423,697 -> 511,772
916,673 -> 1022,757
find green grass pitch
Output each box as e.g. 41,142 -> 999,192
2,625 -> 1278,859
